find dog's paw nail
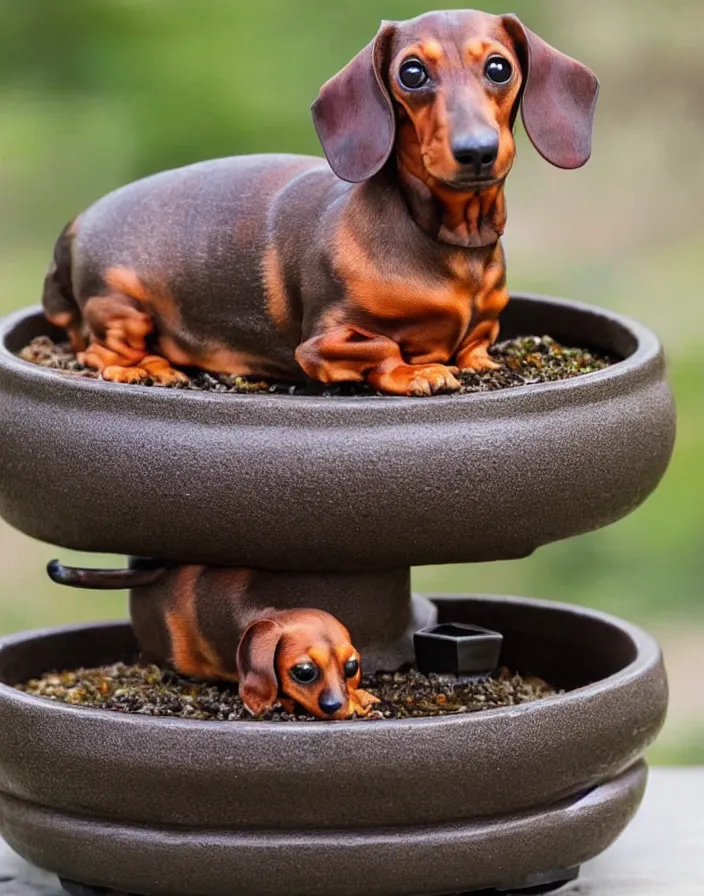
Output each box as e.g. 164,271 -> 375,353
409,381 -> 432,396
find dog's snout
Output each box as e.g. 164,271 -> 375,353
318,693 -> 343,716
452,131 -> 499,176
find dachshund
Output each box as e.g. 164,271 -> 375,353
47,560 -> 380,719
41,10 -> 598,396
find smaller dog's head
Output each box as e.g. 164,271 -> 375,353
312,10 -> 599,187
236,609 -> 363,719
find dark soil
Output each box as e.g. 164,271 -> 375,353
17,663 -> 559,721
18,334 -> 613,396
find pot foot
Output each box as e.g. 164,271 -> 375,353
60,880 -> 138,896
464,865 -> 579,895
58,866 -> 579,896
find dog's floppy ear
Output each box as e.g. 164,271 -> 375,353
502,15 -> 599,169
311,21 -> 396,183
236,619 -> 283,716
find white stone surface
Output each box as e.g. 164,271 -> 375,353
0,768 -> 702,895
561,767 -> 704,896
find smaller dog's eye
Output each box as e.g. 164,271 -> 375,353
485,55 -> 513,85
399,59 -> 429,89
343,658 -> 359,679
290,662 -> 319,684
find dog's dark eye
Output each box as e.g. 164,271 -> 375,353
343,658 -> 359,679
485,55 -> 513,85
290,662 -> 319,685
399,59 -> 429,89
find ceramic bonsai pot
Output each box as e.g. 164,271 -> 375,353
0,595 -> 667,896
0,294 -> 674,571
0,293 -> 676,894
0,293 -> 676,670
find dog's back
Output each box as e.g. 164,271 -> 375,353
44,153 -> 331,378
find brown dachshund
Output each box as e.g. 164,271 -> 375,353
42,10 -> 598,396
47,560 -> 379,719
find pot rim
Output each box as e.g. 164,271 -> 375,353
0,594 -> 663,733
0,294 -> 663,420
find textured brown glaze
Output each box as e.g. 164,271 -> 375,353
0,596 -> 665,896
0,295 -> 675,569
0,768 -> 645,896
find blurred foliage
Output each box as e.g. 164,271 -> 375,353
0,0 -> 701,762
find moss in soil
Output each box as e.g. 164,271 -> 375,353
18,334 -> 613,396
17,663 -> 559,721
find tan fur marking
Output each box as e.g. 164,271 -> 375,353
48,311 -> 73,329
80,296 -> 151,363
104,267 -> 152,305
263,247 -> 294,338
104,267 -> 283,380
334,223 -> 472,361
166,567 -> 226,681
156,334 -> 194,368
335,223 -> 468,318
193,344 -> 292,379
105,266 -> 182,332
464,38 -> 489,62
420,39 -> 444,63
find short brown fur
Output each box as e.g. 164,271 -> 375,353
41,10 -> 597,396
128,566 -> 379,719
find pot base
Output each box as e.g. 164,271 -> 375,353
4,767 -> 641,896
59,866 -> 580,896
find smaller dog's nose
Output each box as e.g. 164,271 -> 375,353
452,132 -> 499,176
318,694 -> 343,716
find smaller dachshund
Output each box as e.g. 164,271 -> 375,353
47,560 -> 379,719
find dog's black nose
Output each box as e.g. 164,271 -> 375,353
452,132 -> 499,176
318,694 -> 343,716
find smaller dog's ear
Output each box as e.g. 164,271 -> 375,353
311,21 -> 396,183
503,15 -> 599,169
236,619 -> 283,716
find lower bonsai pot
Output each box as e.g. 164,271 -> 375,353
0,595 -> 666,896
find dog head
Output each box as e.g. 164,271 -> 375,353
312,10 -> 598,186
236,609 -> 363,719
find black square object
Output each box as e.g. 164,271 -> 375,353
414,622 -> 503,677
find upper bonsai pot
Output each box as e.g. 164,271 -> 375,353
0,294 -> 675,570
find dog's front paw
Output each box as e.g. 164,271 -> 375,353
102,365 -> 150,383
408,364 -> 461,396
458,348 -> 500,372
348,688 -> 381,717
370,363 -> 460,396
101,356 -> 189,385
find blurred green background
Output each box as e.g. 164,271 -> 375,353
0,0 -> 701,762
